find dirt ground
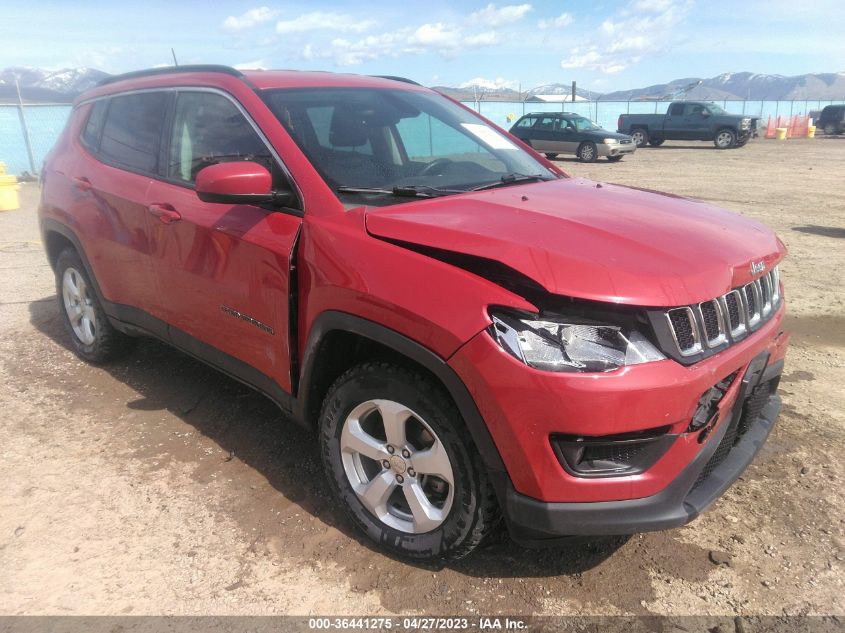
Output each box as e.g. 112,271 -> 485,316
1,138 -> 843,617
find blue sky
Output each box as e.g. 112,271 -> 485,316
5,0 -> 844,91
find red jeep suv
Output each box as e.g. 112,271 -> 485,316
39,66 -> 789,561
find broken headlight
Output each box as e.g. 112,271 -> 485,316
489,311 -> 665,373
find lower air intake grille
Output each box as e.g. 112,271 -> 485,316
692,378 -> 774,490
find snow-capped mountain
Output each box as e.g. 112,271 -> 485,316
0,67 -> 110,102
601,72 -> 845,101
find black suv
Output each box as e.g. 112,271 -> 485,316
818,105 -> 845,135
509,112 -> 636,162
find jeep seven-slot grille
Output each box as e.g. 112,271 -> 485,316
665,266 -> 781,358
700,301 -> 721,342
668,308 -> 697,351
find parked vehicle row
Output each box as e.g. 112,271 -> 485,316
40,66 -> 788,562
507,99 -> 765,163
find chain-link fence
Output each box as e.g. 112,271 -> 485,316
2,98 -> 845,176
1,104 -> 72,176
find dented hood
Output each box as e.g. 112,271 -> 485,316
365,178 -> 785,307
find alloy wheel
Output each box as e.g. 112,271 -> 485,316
62,267 -> 97,345
716,131 -> 734,148
340,399 -> 454,534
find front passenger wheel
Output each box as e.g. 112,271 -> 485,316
55,248 -> 133,364
714,128 -> 737,149
577,142 -> 598,163
318,362 -> 499,561
630,128 -> 648,147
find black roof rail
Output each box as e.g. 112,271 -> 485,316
97,65 -> 244,87
372,75 -> 421,86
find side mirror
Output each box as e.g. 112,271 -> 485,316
195,161 -> 292,206
701,111 -> 711,118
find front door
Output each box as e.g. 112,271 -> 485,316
145,90 -> 302,395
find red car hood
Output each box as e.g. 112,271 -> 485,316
365,178 -> 785,307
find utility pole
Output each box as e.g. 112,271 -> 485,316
171,48 -> 179,66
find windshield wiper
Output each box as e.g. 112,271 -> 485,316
337,185 -> 463,198
470,173 -> 550,191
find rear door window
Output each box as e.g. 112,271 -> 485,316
99,92 -> 167,174
515,117 -> 537,128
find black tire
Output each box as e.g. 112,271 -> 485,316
823,124 -> 835,135
631,128 -> 649,147
714,128 -> 737,149
607,155 -> 624,162
318,362 -> 500,561
648,138 -> 665,147
55,248 -> 133,364
577,142 -> 598,163
544,153 -> 558,160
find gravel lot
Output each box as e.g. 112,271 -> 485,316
1,138 -> 843,617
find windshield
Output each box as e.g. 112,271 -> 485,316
263,87 -> 557,205
569,115 -> 601,131
706,104 -> 728,115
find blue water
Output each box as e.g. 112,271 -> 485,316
2,99 -> 844,176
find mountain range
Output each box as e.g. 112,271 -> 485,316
2,67 -> 844,103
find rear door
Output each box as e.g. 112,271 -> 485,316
70,92 -> 167,323
663,102 -> 689,139
144,89 -> 302,394
530,115 -> 563,152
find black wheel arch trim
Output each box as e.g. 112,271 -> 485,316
295,310 -> 508,475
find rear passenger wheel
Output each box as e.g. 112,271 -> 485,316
631,128 -> 648,147
318,362 -> 499,561
607,155 -> 624,162
577,142 -> 598,163
824,124 -> 835,135
56,249 -> 133,364
714,128 -> 737,149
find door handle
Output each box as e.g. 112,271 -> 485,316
147,203 -> 182,225
73,176 -> 92,192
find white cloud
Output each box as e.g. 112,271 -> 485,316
469,3 -> 532,27
320,18 -> 502,66
538,13 -> 573,29
276,12 -> 376,34
632,0 -> 675,11
222,6 -> 277,31
464,30 -> 499,46
459,76 -> 519,91
234,60 -> 268,70
560,0 -> 690,73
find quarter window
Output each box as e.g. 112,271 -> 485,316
80,100 -> 108,151
99,92 -> 168,173
168,92 -> 271,184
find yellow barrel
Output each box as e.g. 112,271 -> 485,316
807,125 -> 816,138
0,173 -> 20,212
775,127 -> 788,140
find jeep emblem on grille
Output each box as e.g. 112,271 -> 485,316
750,260 -> 765,275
